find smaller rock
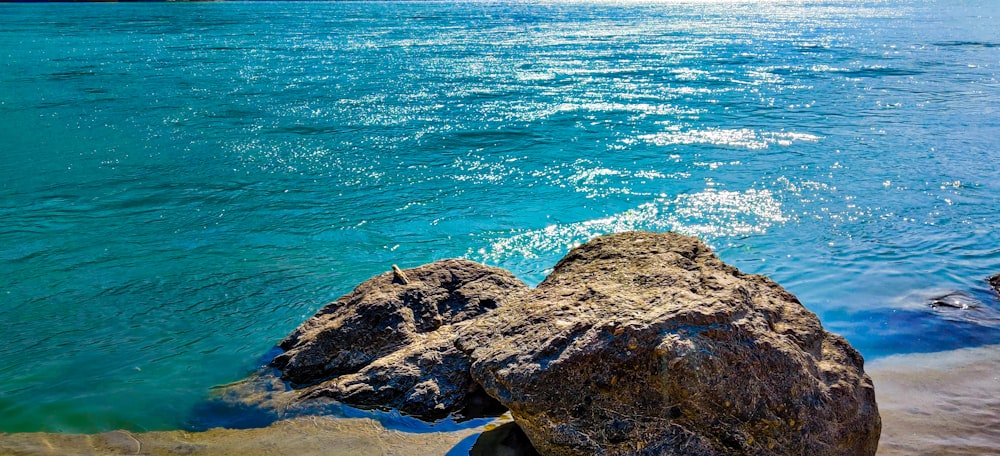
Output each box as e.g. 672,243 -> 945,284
926,288 -> 1000,326
990,274 -> 1000,294
295,326 -> 503,419
392,264 -> 410,285
268,259 -> 528,419
929,292 -> 978,311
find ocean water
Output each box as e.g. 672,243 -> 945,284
1,0 -> 998,435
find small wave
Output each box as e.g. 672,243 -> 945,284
556,102 -> 698,117
932,41 -> 1000,49
639,127 -> 820,150
471,188 -> 786,263
840,66 -> 925,78
263,125 -> 342,136
45,68 -> 98,81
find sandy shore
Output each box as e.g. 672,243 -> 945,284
1,344 -> 997,455
0,414 -> 496,456
869,344 -> 1000,455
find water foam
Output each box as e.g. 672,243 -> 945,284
472,188 -> 787,263
639,127 -> 820,150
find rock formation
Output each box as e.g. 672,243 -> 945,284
250,231 -> 880,455
461,231 -> 880,455
990,273 -> 1000,294
270,259 -> 528,418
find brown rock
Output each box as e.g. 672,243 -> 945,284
269,259 -> 528,418
243,231 -> 880,454
294,325 -> 502,419
463,232 -> 880,455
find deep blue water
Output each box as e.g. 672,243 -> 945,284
1,0 -> 999,434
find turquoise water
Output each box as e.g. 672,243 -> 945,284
1,0 -> 999,434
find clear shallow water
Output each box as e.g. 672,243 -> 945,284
1,0 -> 998,434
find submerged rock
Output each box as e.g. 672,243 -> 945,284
461,232 -> 880,455
245,231 -> 880,454
927,291 -> 1000,327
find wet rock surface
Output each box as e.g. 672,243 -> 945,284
927,291 -> 1000,327
990,274 -> 1000,294
240,231 -> 881,454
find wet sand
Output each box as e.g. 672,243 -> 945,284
870,344 -> 1000,455
2,345 -> 997,455
0,415 -> 496,456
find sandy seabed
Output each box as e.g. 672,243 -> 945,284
1,344 -> 998,455
869,344 -> 1000,455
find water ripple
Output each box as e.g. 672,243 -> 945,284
1,0 -> 998,434
472,188 -> 787,265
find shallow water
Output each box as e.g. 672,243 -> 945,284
2,345 -> 997,455
0,415 -> 493,456
870,344 -> 1000,455
1,0 -> 999,435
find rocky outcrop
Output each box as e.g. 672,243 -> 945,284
293,324 -> 504,419
460,231 -> 880,455
990,274 -> 1000,294
252,231 -> 880,454
270,259 -> 528,418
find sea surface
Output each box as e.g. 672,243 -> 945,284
1,0 -> 998,435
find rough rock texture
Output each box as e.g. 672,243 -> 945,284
294,325 -> 503,419
254,231 -> 879,454
990,273 -> 1000,294
459,232 -> 880,455
270,259 -> 528,418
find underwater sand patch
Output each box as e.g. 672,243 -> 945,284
871,344 -> 1000,455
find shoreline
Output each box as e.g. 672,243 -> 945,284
868,343 -> 1000,455
1,345 -> 997,455
0,414 -> 494,456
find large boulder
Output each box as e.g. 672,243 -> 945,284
245,232 -> 880,454
460,232 -> 880,455
269,259 -> 528,418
